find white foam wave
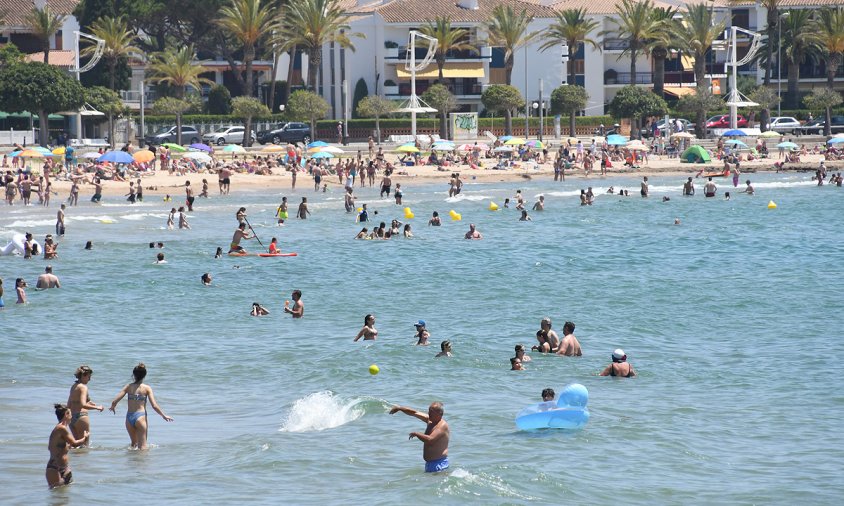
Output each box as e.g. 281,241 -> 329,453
5,219 -> 55,228
751,180 -> 817,189
444,194 -> 491,202
543,190 -> 583,198
121,213 -> 168,221
279,391 -> 365,433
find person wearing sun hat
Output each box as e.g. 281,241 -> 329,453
414,320 -> 430,346
599,349 -> 636,378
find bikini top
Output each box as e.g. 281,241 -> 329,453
128,393 -> 147,402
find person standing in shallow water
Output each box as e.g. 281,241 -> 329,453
599,349 -> 636,377
67,365 -> 104,444
109,363 -> 174,450
46,403 -> 89,488
390,402 -> 450,473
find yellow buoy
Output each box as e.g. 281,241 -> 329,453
767,200 -> 777,209
404,207 -> 414,219
368,364 -> 380,375
357,207 -> 363,212
452,212 -> 462,221
489,202 -> 499,211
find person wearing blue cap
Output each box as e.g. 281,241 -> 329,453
414,320 -> 429,346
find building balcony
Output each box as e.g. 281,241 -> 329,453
387,82 -> 483,99
603,38 -> 628,51
604,72 -> 652,85
386,46 -> 490,62
119,89 -> 160,110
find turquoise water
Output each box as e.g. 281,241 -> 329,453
1,172 -> 843,504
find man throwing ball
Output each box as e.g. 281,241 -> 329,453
390,402 -> 450,472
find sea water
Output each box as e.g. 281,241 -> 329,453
1,172 -> 843,504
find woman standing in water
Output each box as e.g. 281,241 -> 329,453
109,363 -> 174,449
46,403 -> 88,488
67,365 -> 104,444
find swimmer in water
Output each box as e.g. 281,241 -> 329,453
599,349 -> 636,377
355,227 -> 368,239
403,224 -> 413,238
214,247 -> 223,258
154,252 -> 166,264
67,365 -> 104,444
556,321 -> 582,356
464,223 -> 482,240
515,344 -> 531,363
510,357 -> 524,370
519,210 -> 532,221
108,363 -> 174,450
201,273 -> 212,286
435,340 -> 452,358
46,403 -> 88,488
541,388 -> 555,402
414,320 -> 430,345
354,314 -> 378,341
532,195 -> 545,211
389,402 -> 450,473
250,303 -> 269,316
740,180 -> 754,195
531,317 -> 559,353
284,290 -> 304,318
428,211 -> 441,226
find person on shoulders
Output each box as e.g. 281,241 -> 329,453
599,349 -> 636,377
556,321 -> 582,356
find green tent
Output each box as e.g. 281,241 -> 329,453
681,145 -> 711,163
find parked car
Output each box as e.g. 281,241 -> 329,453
257,122 -> 312,145
705,114 -> 748,129
640,118 -> 694,138
767,116 -> 802,135
145,126 -> 201,146
801,116 -> 844,135
202,125 -> 256,145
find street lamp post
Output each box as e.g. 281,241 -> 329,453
777,12 -> 788,117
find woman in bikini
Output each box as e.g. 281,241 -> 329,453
354,314 -> 378,341
109,363 -> 174,450
46,403 -> 88,488
599,349 -> 636,378
67,365 -> 104,444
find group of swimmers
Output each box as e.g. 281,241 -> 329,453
46,363 -> 173,488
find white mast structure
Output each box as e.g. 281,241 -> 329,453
396,30 -> 438,139
71,31 -> 105,139
722,26 -> 762,129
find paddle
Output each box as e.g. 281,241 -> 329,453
243,217 -> 266,251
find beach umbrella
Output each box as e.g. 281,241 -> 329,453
18,149 -> 46,158
723,129 -> 746,136
161,143 -> 187,152
493,146 -> 514,152
724,139 -> 747,148
98,150 -> 135,164
52,147 -> 66,155
499,135 -> 513,142
262,145 -> 287,153
457,144 -> 476,151
607,137 -> 628,146
80,152 -> 102,159
396,145 -> 420,153
306,140 -> 328,148
133,150 -> 155,163
759,130 -> 782,138
626,140 -> 648,151
826,137 -> 844,144
777,141 -> 799,149
681,145 -> 711,163
671,132 -> 695,139
564,137 -> 579,145
307,145 -> 343,154
183,152 -> 212,163
432,142 -> 456,150
189,143 -> 212,153
525,140 -> 546,149
504,137 -> 526,145
310,151 -> 334,159
607,134 -> 628,143
222,144 -> 245,153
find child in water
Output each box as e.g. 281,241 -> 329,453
167,208 -> 176,230
250,303 -> 269,316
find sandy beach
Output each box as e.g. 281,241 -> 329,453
36,152 -> 838,200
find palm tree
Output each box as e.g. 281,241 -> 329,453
25,5 -> 66,65
673,3 -> 725,87
218,0 -> 276,99
539,8 -> 600,86
279,0 -> 362,90
673,3 -> 726,137
82,16 -> 140,91
781,10 -> 822,109
486,5 -> 538,86
817,6 -> 844,89
147,45 -> 214,99
602,0 -> 659,85
759,0 -> 783,85
419,17 -> 479,84
646,7 -> 678,97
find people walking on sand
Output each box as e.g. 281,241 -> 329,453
109,363 -> 173,450
46,403 -> 89,488
389,402 -> 450,473
67,365 -> 104,444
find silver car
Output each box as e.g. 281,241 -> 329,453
202,126 -> 257,145
768,117 -> 802,135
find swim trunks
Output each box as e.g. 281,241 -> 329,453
705,192 -> 715,198
424,456 -> 449,473
46,460 -> 72,485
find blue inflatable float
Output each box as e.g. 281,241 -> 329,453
515,383 -> 590,430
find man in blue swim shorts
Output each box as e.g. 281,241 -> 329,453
390,402 -> 450,473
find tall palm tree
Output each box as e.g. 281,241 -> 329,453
279,0 -> 362,90
25,5 -> 66,65
82,16 -> 140,91
601,0 -> 659,84
646,6 -> 678,97
759,0 -> 783,85
539,8 -> 600,86
218,0 -> 276,98
673,3 -> 726,137
486,5 -> 538,86
147,45 -> 214,99
419,17 -> 479,84
781,10 -> 822,109
817,6 -> 844,89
